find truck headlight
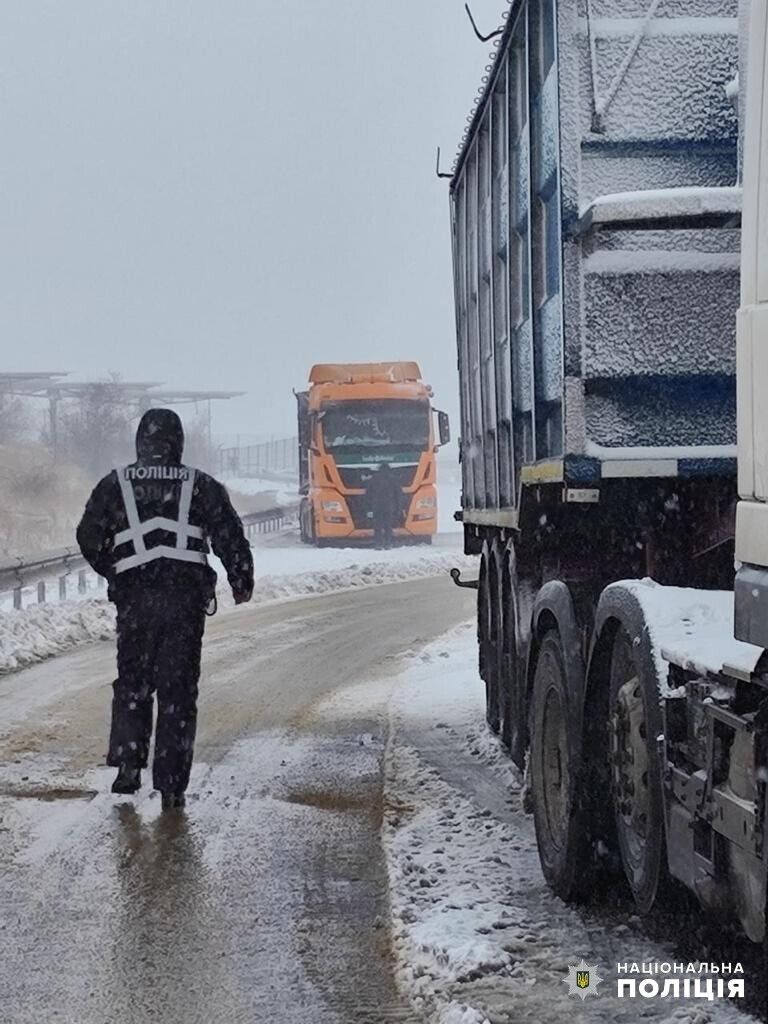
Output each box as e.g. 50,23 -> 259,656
322,500 -> 344,512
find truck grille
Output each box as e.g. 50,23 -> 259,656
337,464 -> 416,491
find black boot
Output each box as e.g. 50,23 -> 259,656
161,791 -> 186,811
111,766 -> 141,795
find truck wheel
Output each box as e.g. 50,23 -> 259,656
608,627 -> 668,915
530,630 -> 583,900
299,500 -> 310,544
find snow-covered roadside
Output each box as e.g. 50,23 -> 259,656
0,545 -> 473,675
223,475 -> 298,508
0,600 -> 117,674
382,624 -> 752,1024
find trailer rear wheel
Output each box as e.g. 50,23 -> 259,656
530,630 -> 582,899
608,628 -> 668,915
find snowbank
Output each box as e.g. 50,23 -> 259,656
238,552 -> 472,607
0,600 -> 115,674
224,475 -> 298,508
0,545 -> 472,675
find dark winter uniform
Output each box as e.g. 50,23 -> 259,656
76,408 -> 253,805
367,463 -> 402,549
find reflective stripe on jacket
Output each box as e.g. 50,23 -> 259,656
113,466 -> 208,574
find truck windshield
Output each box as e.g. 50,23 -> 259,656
322,400 -> 430,454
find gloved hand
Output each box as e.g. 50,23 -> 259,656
233,587 -> 253,605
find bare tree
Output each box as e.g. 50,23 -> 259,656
0,393 -> 31,445
47,377 -> 136,480
182,409 -> 216,473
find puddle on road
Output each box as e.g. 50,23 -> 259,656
283,787 -> 371,813
0,784 -> 97,802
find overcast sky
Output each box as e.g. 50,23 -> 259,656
0,1 -> 503,441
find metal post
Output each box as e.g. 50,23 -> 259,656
97,575 -> 105,590
13,586 -> 22,610
78,570 -> 87,594
59,575 -> 67,600
37,581 -> 46,604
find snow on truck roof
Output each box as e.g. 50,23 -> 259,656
605,580 -> 763,692
309,363 -> 423,385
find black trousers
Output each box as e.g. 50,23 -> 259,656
108,588 -> 206,793
373,520 -> 394,548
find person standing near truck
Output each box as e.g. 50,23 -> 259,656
76,408 -> 254,809
368,462 -> 402,549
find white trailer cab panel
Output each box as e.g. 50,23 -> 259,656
735,0 -> 768,645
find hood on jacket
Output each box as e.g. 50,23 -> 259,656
135,408 -> 184,463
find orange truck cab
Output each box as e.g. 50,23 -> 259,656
296,362 -> 450,545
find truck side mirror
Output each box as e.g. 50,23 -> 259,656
437,410 -> 451,447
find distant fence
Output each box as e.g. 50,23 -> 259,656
217,437 -> 298,478
0,503 -> 299,611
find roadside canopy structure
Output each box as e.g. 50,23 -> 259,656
139,389 -> 246,448
0,371 -> 70,396
0,373 -> 245,451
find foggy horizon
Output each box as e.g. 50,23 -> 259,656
0,1 -> 505,441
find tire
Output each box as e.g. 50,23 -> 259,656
608,627 -> 669,915
299,500 -> 310,544
530,630 -> 583,900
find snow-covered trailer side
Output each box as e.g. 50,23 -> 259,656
447,1 -> 768,941
451,0 -> 739,754
452,0 -> 739,522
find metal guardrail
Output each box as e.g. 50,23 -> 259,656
0,503 -> 299,610
0,546 -> 93,609
241,502 -> 299,540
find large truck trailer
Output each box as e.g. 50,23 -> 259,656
449,0 -> 768,944
296,363 -> 450,545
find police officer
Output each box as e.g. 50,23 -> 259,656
76,408 -> 254,810
368,462 -> 402,549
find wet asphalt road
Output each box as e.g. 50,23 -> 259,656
0,576 -> 474,1024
